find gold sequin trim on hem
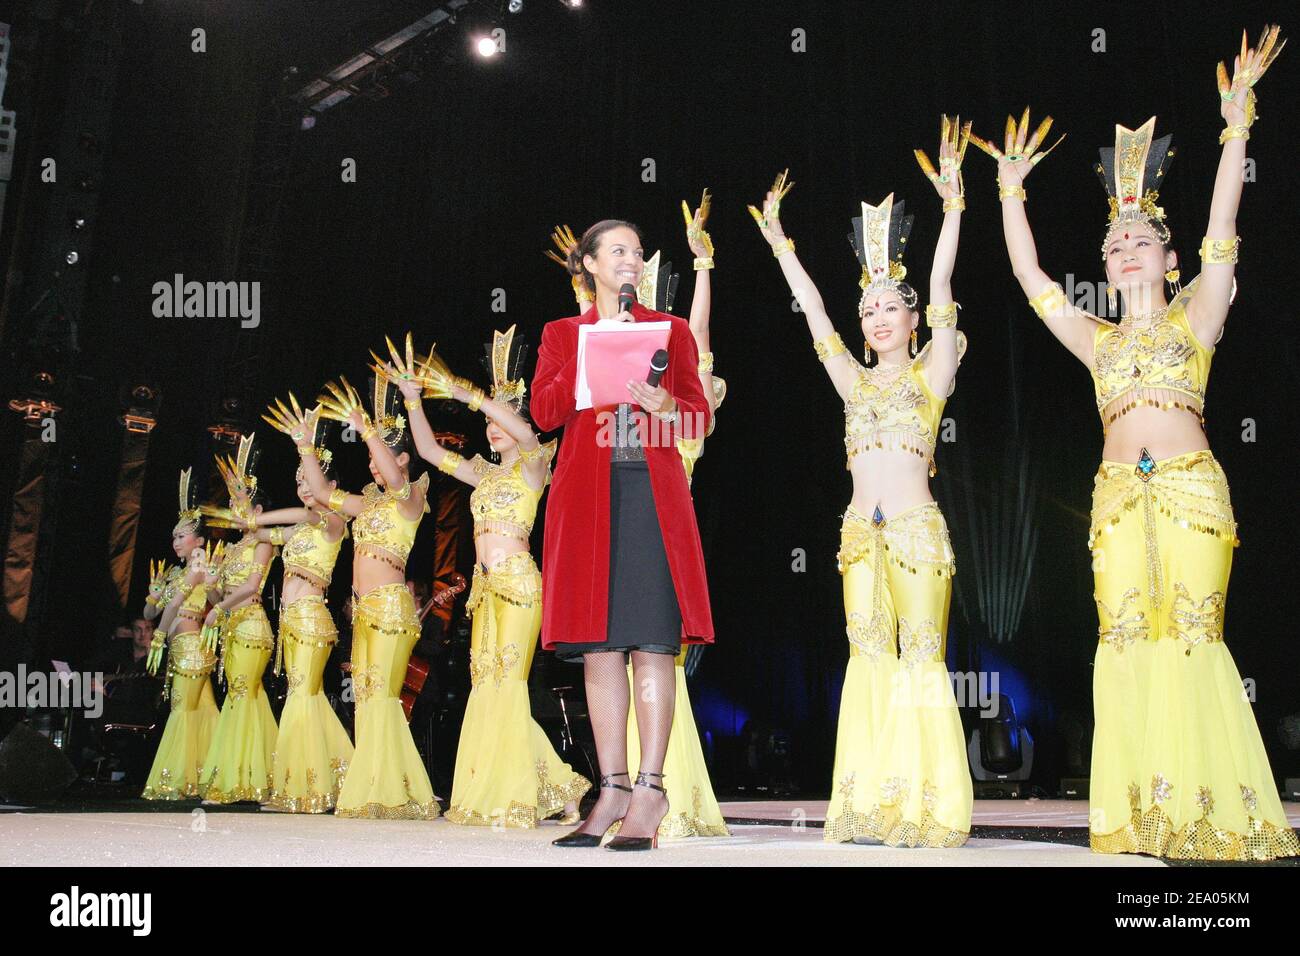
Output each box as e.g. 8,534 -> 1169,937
334,799 -> 441,820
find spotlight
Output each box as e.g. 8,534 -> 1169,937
475,36 -> 498,57
563,0 -> 583,8
300,113 -> 316,131
65,250 -> 79,266
507,0 -> 523,12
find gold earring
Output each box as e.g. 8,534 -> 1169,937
1106,283 -> 1118,312
1165,268 -> 1182,296
864,344 -> 872,365
910,330 -> 918,356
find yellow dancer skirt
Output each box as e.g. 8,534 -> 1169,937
266,596 -> 354,813
1088,450 -> 1300,860
823,502 -> 972,846
447,553 -> 590,826
201,603 -> 278,803
336,583 -> 440,819
141,631 -> 218,799
625,650 -> 730,839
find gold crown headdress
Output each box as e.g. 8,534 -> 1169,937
368,372 -> 407,447
545,224 -> 595,307
635,250 -> 680,313
173,467 -> 203,536
1095,117 -> 1175,254
850,194 -> 917,313
482,324 -> 529,413
214,432 -> 260,518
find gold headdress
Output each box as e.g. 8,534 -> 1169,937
545,224 -> 595,307
482,324 -> 529,413
851,193 -> 917,313
1095,117 -> 1175,253
635,250 -> 680,313
214,432 -> 260,519
369,372 -> 407,447
173,467 -> 202,536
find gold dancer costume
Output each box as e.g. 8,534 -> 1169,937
199,435 -> 280,803
387,328 -> 589,826
312,374 -> 440,819
141,470 -> 219,799
255,404 -> 355,812
751,155 -> 973,846
973,26 -> 1297,860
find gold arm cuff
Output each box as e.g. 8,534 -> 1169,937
1028,282 -> 1067,319
1199,236 -> 1241,265
693,256 -> 715,271
268,528 -> 285,547
328,489 -> 350,512
942,196 -> 966,213
403,397 -> 421,411
925,302 -> 959,328
438,451 -> 464,476
153,632 -> 167,644
771,238 -> 796,258
813,333 -> 847,363
1219,125 -> 1251,144
997,183 -> 1027,202
359,421 -> 378,442
697,351 -> 715,374
518,443 -> 547,464
296,444 -> 315,457
466,388 -> 485,412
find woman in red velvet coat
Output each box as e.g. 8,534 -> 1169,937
533,220 -> 713,850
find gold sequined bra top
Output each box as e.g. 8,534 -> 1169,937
353,472 -> 429,566
180,574 -> 209,614
217,535 -> 275,594
843,335 -> 963,473
282,517 -> 347,587
469,441 -> 556,541
1091,292 -> 1211,434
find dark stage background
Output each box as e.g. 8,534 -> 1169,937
0,0 -> 1297,794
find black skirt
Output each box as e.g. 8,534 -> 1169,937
553,461 -> 683,662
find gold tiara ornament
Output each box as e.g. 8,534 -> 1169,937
173,467 -> 202,536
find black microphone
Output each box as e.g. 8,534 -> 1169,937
617,283 -> 637,314
646,349 -> 669,387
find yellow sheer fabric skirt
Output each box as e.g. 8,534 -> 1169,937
141,631 -> 218,799
201,603 -> 278,803
266,595 -> 354,812
625,650 -> 730,838
824,503 -> 972,846
447,553 -> 590,826
336,583 -> 440,819
1088,450 -> 1300,860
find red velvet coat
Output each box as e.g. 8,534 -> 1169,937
532,303 -> 714,649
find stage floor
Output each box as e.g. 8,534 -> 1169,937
7,799 -> 1296,866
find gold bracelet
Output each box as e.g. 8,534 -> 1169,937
296,444 -> 315,457
466,388 -> 485,412
1199,236 -> 1241,265
925,302 -> 959,328
403,397 -> 421,411
1028,282 -> 1067,319
328,489 -> 350,512
153,631 -> 168,644
697,351 -> 714,374
942,196 -> 966,213
693,256 -> 715,271
813,332 -> 847,363
770,238 -> 796,258
438,451 -> 464,476
997,182 -> 1027,202
268,527 -> 285,547
518,443 -> 547,464
1218,125 -> 1250,144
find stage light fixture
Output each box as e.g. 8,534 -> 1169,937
64,250 -> 79,265
508,0 -> 523,12
475,35 -> 497,57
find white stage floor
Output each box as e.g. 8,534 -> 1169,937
13,798 -> 1293,867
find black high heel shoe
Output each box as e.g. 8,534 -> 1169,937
551,772 -> 632,848
605,772 -> 669,851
